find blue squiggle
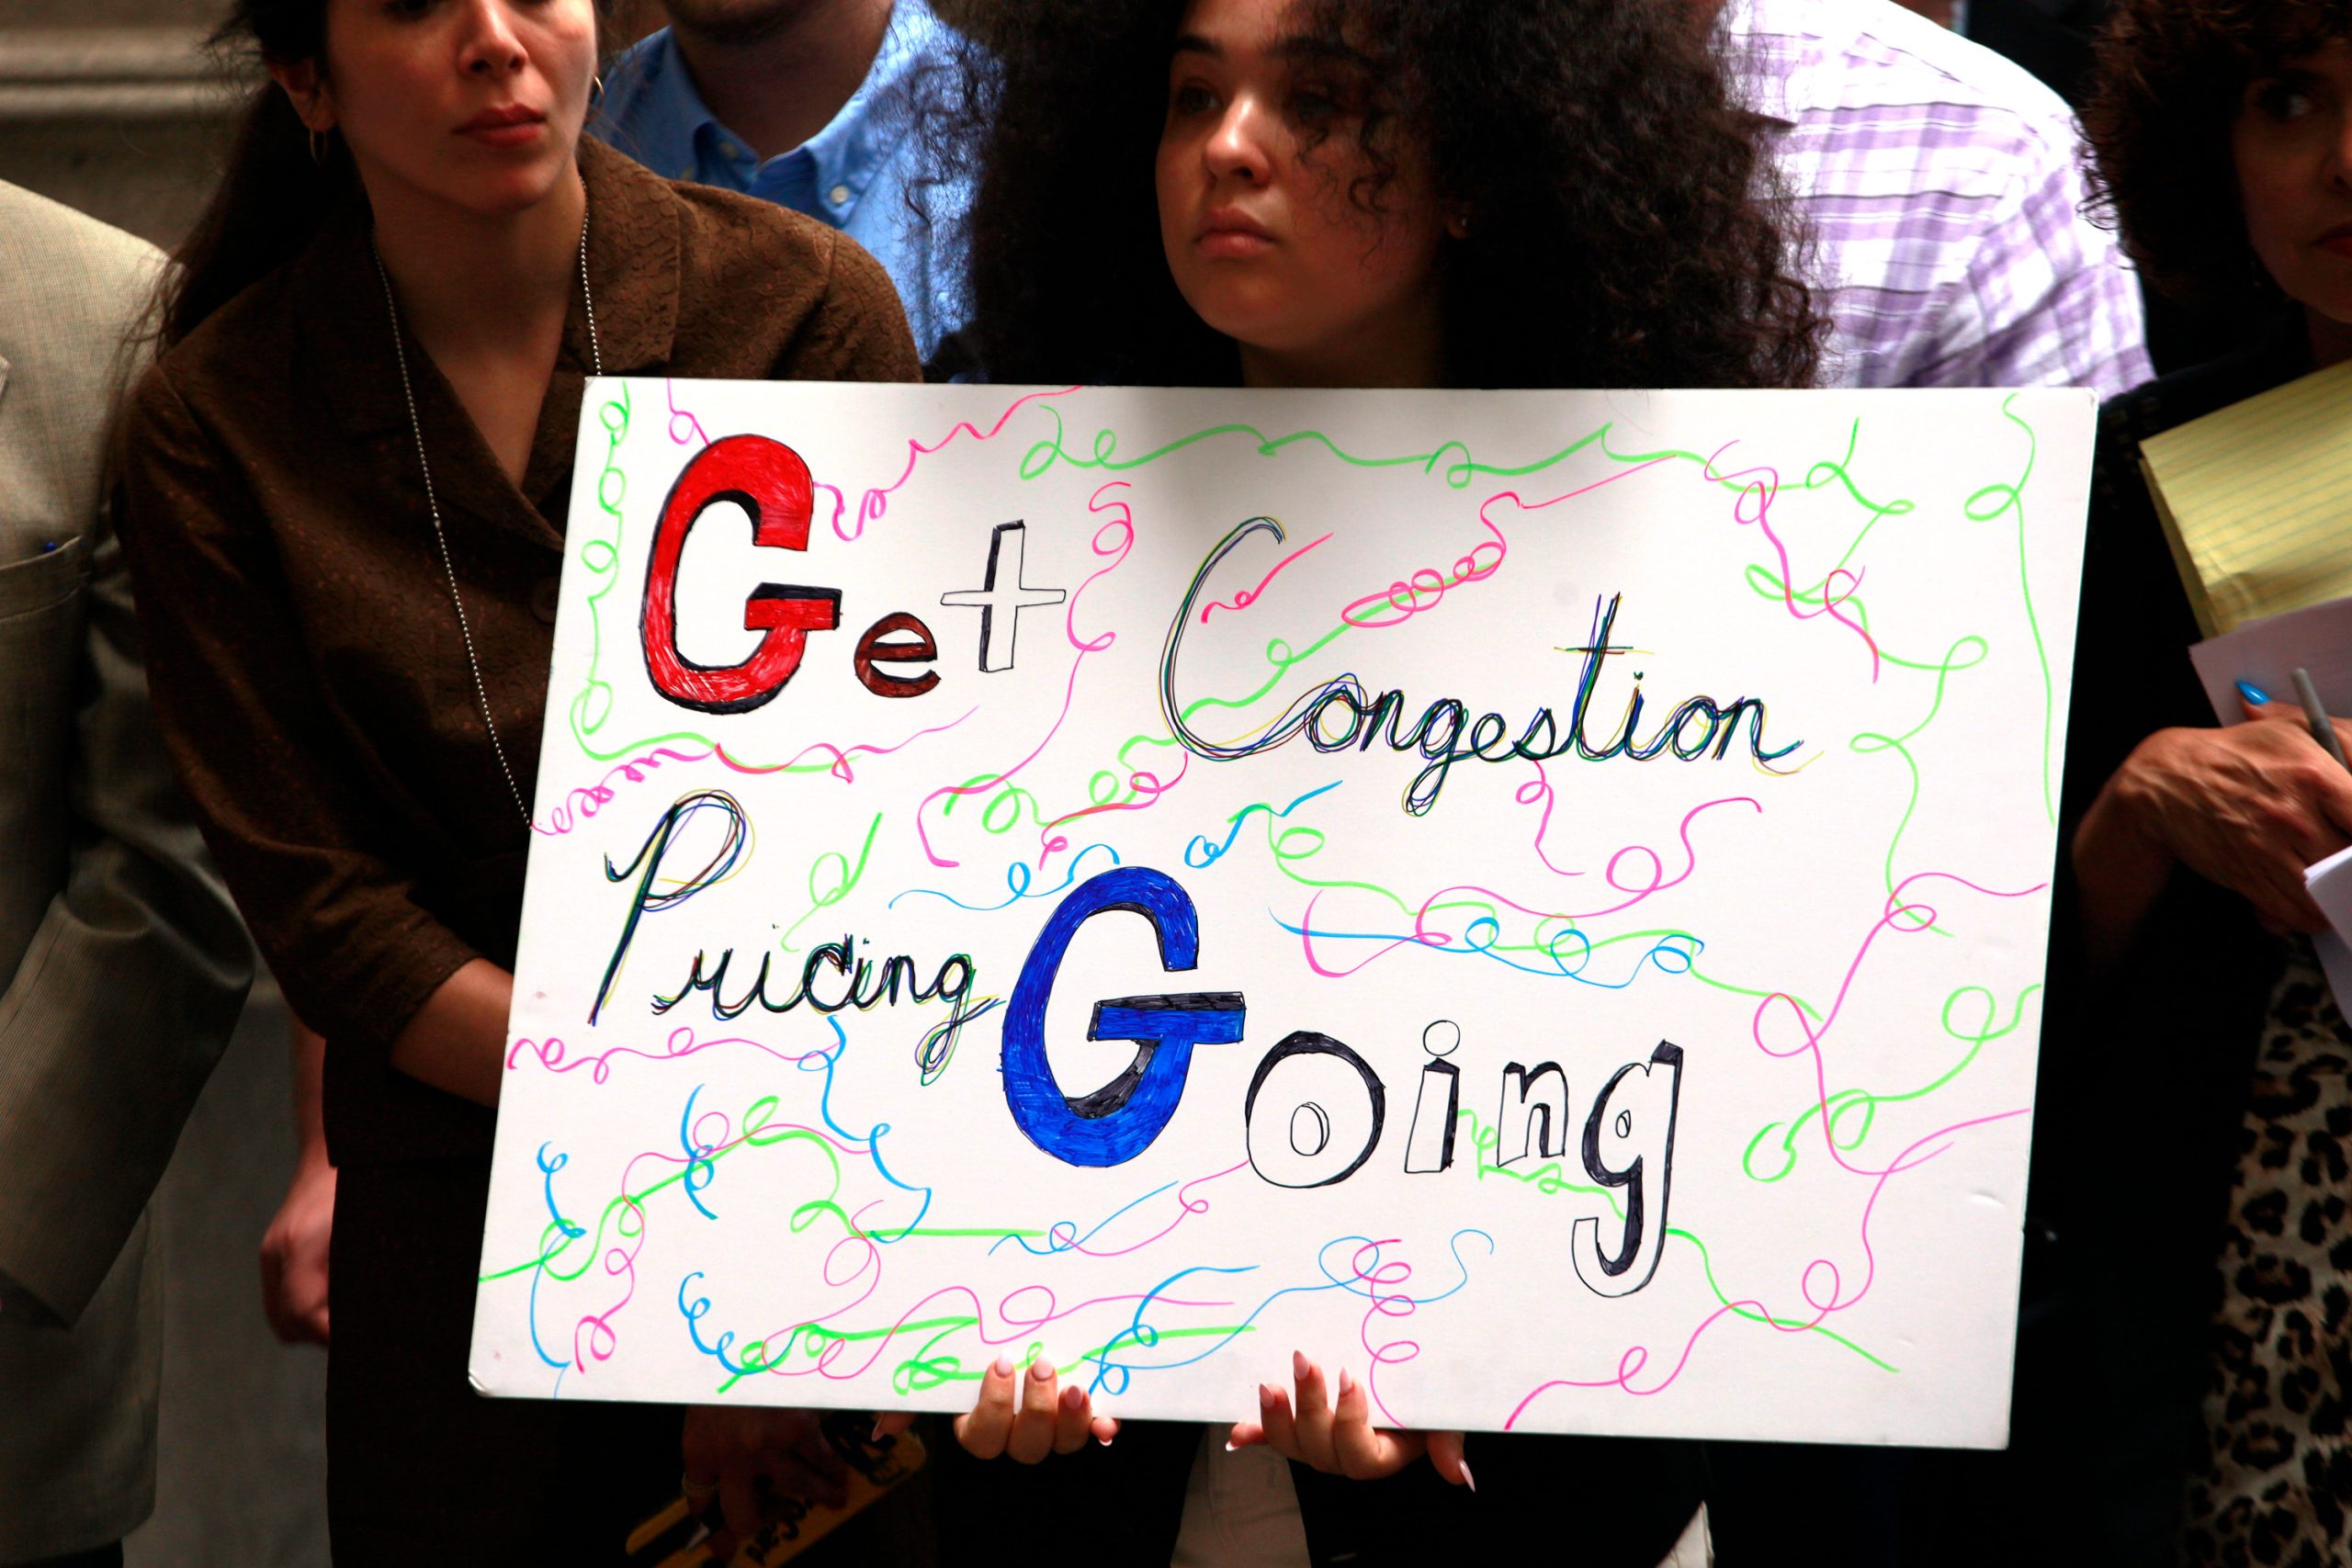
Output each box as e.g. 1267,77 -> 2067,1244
888,843 -> 1124,913
1270,909 -> 1702,988
1186,781 -> 1344,869
678,1084 -> 721,1221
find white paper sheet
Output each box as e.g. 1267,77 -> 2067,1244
469,383 -> 2096,1450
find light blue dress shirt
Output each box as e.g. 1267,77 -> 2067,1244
592,2 -> 967,358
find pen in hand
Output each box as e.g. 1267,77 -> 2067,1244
2292,667 -> 2352,773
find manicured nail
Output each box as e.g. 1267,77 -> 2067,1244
1029,1358 -> 1054,1381
991,1353 -> 1014,1376
2240,680 -> 2272,705
1292,1349 -> 1309,1381
1224,1438 -> 1239,1451
870,1417 -> 885,1442
1460,1458 -> 1476,1493
1339,1367 -> 1355,1397
1261,1382 -> 1279,1405
1060,1382 -> 1085,1411
1096,1429 -> 1114,1447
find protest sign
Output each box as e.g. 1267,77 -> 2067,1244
470,382 -> 2091,1447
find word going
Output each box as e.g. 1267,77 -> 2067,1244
1003,866 -> 1685,1297
641,435 -> 1067,713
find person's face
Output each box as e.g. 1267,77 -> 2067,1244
2234,38 -> 2352,327
275,0 -> 598,219
1154,0 -> 1449,379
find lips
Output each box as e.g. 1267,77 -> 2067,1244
1198,207 -> 1275,259
2320,222 -> 2352,260
457,104 -> 547,145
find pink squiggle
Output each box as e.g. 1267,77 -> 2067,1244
710,706 -> 976,784
917,482 -> 1159,871
1700,440 -> 1882,681
665,378 -> 712,448
1501,1102 -> 2030,1420
1752,870 -> 2043,1179
1334,465 -> 1666,631
1065,482 -> 1136,655
507,1025 -> 842,1085
1295,890 -> 1446,977
1202,532 -> 1332,623
1498,788 -> 1759,920
821,386 -> 1080,543
914,653 -> 1090,870
534,747 -> 713,837
1346,1238 -> 1424,1427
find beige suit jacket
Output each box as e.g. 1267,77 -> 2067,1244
0,181 -> 254,1559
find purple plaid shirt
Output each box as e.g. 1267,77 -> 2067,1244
1724,0 -> 2154,397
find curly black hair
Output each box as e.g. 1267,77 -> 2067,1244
2084,0 -> 2352,310
932,0 -> 1824,389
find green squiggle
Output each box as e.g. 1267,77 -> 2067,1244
1741,982 -> 2040,1183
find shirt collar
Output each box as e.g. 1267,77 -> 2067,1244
796,0 -> 946,208
596,28 -> 716,186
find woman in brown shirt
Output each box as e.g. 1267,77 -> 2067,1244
115,0 -> 917,1559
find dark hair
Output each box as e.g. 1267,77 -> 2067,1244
158,0 -> 614,351
934,0 -> 1824,389
2084,0 -> 2352,310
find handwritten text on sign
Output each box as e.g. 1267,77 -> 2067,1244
472,384 -> 2092,1447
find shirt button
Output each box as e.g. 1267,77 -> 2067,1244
828,184 -> 852,207
530,577 -> 561,626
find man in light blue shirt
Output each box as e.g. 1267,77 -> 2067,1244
593,0 -> 967,359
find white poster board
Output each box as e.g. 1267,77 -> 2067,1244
471,382 -> 2093,1448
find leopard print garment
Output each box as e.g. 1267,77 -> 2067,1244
2182,948 -> 2352,1568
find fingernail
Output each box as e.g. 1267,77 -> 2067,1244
1060,1382 -> 1084,1410
870,1417 -> 885,1442
1339,1367 -> 1355,1396
1292,1349 -> 1308,1380
1224,1438 -> 1239,1451
2240,680 -> 2272,705
1261,1382 -> 1279,1405
1461,1458 -> 1476,1493
1096,1430 -> 1114,1447
1029,1358 -> 1054,1381
991,1353 -> 1014,1376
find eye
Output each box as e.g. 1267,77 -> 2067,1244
2251,77 -> 2319,122
1170,81 -> 1217,116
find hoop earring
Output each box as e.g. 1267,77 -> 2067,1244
593,73 -> 605,100
309,128 -> 328,166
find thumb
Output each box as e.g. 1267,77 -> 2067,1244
871,1411 -> 919,1439
1427,1428 -> 1473,1490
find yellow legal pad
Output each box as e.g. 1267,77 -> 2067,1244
2141,355 -> 2352,636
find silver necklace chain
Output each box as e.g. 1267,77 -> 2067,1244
370,204 -> 602,831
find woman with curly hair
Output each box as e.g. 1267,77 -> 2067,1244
2058,3 -> 2352,1561
930,0 -> 1820,391
890,1 -> 1820,1562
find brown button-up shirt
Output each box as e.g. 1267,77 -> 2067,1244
119,140 -> 920,1162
